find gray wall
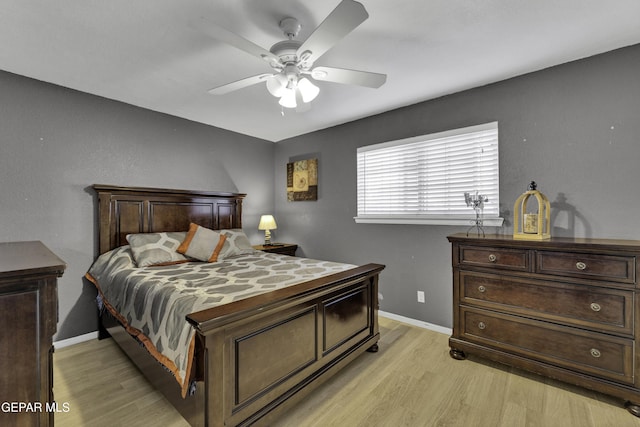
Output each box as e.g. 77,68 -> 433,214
274,44 -> 640,328
0,71 -> 274,340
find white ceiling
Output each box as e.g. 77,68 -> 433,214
2,1 -> 640,142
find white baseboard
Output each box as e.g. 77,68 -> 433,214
379,310 -> 452,336
52,312 -> 450,349
53,331 -> 98,349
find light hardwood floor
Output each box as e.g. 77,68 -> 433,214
53,317 -> 640,426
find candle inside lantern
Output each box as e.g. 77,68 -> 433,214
524,213 -> 538,233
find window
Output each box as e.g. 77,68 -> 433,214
356,122 -> 502,225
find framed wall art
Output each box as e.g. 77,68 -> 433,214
287,158 -> 318,201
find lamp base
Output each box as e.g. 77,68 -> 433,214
513,232 -> 551,241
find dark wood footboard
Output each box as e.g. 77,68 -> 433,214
190,263 -> 383,427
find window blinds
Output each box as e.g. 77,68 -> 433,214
356,122 -> 499,224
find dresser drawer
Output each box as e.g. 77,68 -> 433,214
459,245 -> 530,272
536,251 -> 636,284
461,307 -> 634,384
460,272 -> 634,336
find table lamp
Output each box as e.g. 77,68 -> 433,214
258,215 -> 277,245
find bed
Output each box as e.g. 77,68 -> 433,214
87,184 -> 384,427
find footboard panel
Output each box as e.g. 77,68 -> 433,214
323,283 -> 371,355
234,305 -> 318,407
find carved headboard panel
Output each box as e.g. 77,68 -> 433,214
92,185 -> 246,255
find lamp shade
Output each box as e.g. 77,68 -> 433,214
266,74 -> 287,97
297,77 -> 319,103
258,215 -> 277,230
278,88 -> 297,108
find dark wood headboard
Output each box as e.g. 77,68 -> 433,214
92,185 -> 246,255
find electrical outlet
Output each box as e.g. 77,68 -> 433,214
417,291 -> 425,303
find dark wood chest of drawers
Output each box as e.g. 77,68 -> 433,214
448,233 -> 640,415
0,241 -> 66,427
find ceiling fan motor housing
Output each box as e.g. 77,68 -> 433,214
269,39 -> 303,65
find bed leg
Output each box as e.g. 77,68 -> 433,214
449,348 -> 466,360
625,401 -> 640,417
98,320 -> 111,340
367,343 -> 379,353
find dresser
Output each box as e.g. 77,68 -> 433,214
448,233 -> 640,416
0,241 -> 66,427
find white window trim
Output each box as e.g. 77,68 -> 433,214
354,216 -> 504,226
355,122 -> 503,226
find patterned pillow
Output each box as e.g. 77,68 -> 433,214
126,232 -> 189,267
177,223 -> 227,262
219,229 -> 256,260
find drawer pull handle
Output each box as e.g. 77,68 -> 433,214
488,254 -> 497,262
478,322 -> 486,330
478,285 -> 486,293
590,348 -> 601,358
590,302 -> 601,312
576,261 -> 587,270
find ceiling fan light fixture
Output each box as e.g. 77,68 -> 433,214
297,78 -> 319,103
266,74 -> 287,97
204,0 -> 385,113
278,88 -> 297,108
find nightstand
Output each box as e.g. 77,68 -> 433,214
253,243 -> 298,257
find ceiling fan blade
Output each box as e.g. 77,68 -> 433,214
208,74 -> 273,95
193,17 -> 281,66
297,0 -> 369,66
310,66 -> 386,88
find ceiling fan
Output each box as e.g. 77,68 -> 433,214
200,0 -> 387,111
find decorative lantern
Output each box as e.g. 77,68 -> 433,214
513,181 -> 550,240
